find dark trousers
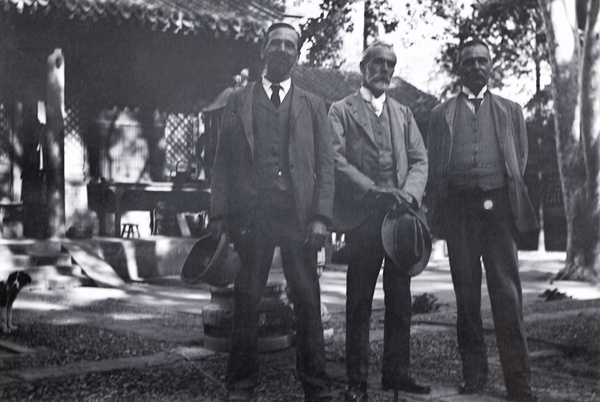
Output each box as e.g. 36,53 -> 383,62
226,189 -> 329,399
445,186 -> 531,393
345,209 -> 412,385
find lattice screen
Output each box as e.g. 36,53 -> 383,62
64,102 -> 86,180
165,112 -> 198,177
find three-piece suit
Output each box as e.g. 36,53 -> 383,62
328,90 -> 428,386
427,91 -> 538,394
210,80 -> 334,399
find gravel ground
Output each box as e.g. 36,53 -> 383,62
0,289 -> 598,401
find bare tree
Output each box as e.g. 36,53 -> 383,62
538,0 -> 600,280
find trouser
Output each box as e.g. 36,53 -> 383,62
445,186 -> 531,394
225,189 -> 330,399
345,209 -> 412,385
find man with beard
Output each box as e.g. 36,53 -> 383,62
427,40 -> 538,401
210,22 -> 334,402
328,41 -> 429,401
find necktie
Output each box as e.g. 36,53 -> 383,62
271,84 -> 281,107
470,98 -> 482,113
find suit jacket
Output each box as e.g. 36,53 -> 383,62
328,90 -> 428,232
210,81 -> 334,231
427,92 -> 538,238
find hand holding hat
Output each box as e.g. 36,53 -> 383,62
370,185 -> 416,212
381,204 -> 432,277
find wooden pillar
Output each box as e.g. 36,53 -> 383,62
44,49 -> 66,238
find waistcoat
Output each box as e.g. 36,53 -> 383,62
367,102 -> 397,187
448,96 -> 506,191
253,84 -> 293,192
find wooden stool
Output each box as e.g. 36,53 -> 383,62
121,223 -> 140,238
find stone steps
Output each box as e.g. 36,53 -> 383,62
0,243 -> 93,290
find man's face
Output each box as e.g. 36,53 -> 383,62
459,44 -> 491,93
262,26 -> 299,82
360,46 -> 396,96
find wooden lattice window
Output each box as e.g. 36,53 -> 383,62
65,102 -> 86,180
165,112 -> 198,178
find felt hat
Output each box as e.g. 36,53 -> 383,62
381,208 -> 432,277
181,234 -> 241,287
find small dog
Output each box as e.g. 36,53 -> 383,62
0,271 -> 32,334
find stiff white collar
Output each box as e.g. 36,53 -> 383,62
359,85 -> 387,104
262,76 -> 292,100
360,86 -> 386,116
461,85 -> 488,99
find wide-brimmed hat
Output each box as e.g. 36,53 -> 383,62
381,207 -> 432,276
180,234 -> 241,287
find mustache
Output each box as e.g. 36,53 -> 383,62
372,75 -> 391,83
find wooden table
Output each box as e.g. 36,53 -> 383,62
87,181 -> 210,237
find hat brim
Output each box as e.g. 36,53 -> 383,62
181,234 -> 241,286
381,209 -> 432,277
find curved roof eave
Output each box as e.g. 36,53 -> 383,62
0,0 -> 284,42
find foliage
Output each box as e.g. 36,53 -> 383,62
299,0 -> 398,68
539,288 -> 572,301
255,0 -> 287,12
409,0 -> 546,95
363,0 -> 399,48
299,0 -> 354,68
412,293 -> 441,314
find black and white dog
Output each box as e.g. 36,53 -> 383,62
0,271 -> 32,334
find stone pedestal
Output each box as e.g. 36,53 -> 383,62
201,282 -> 293,352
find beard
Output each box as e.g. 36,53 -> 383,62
265,52 -> 295,80
463,71 -> 489,89
365,74 -> 391,93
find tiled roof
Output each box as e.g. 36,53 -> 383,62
0,0 -> 284,41
203,65 -> 439,135
291,65 -> 439,133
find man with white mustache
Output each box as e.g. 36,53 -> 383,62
328,41 -> 429,402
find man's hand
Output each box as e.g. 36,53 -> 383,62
209,218 -> 228,241
369,185 -> 417,214
307,219 -> 329,250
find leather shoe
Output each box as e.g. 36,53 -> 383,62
459,379 -> 486,395
344,383 -> 368,402
382,376 -> 431,394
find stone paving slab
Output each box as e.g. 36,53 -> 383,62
3,249 -> 599,401
0,346 -> 217,386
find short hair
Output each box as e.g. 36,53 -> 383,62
458,39 -> 491,63
262,22 -> 300,48
361,41 -> 395,64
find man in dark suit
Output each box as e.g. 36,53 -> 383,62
210,23 -> 334,402
328,41 -> 429,402
427,39 -> 538,402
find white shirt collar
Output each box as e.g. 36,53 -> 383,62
359,85 -> 387,104
262,76 -> 292,100
461,85 -> 488,99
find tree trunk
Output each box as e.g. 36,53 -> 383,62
44,49 -> 66,238
538,0 -> 600,281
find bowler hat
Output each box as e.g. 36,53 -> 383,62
381,207 -> 432,276
180,234 -> 241,287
